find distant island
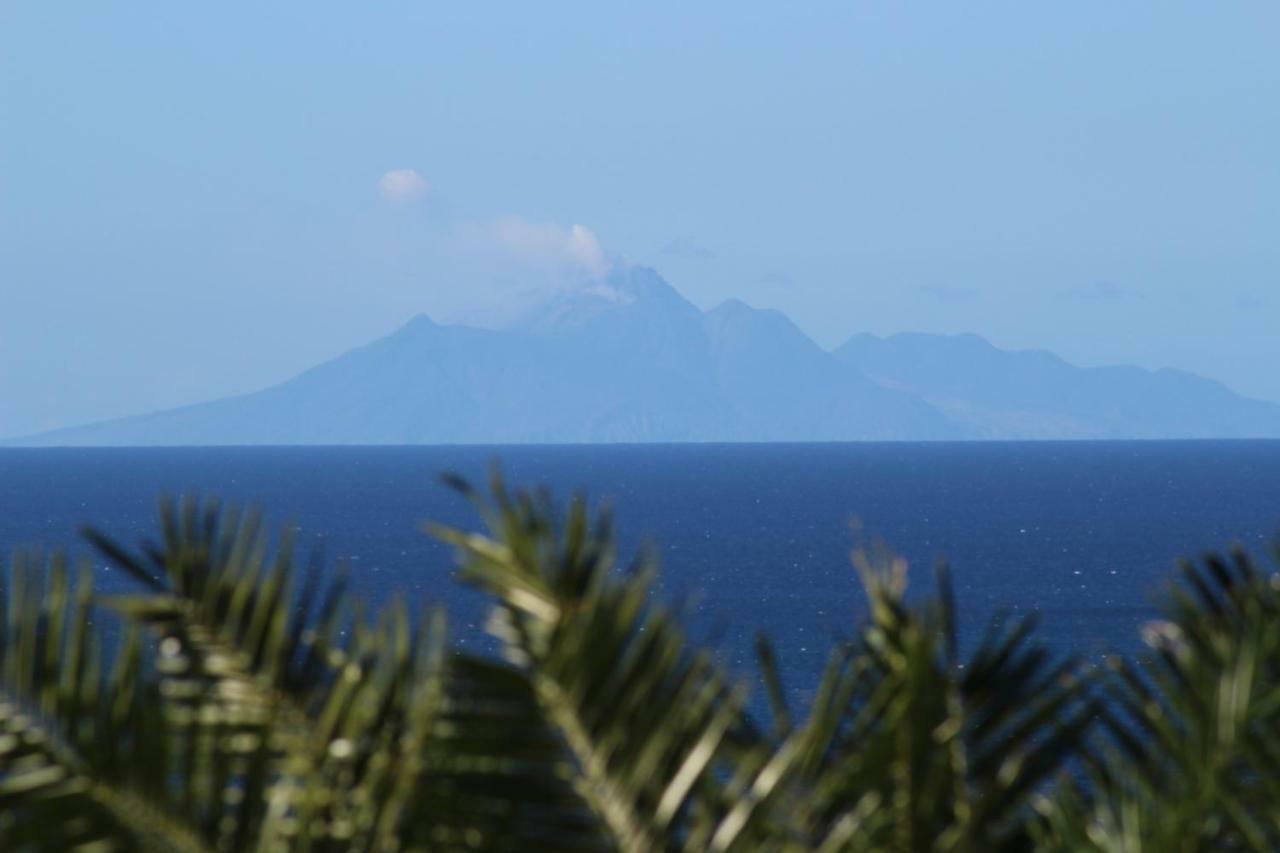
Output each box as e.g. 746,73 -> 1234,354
13,265 -> 1280,446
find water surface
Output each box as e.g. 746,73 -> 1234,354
3,442 -> 1279,693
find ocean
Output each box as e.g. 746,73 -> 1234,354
3,442 -> 1280,696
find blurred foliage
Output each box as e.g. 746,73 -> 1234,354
1,472 -> 1278,850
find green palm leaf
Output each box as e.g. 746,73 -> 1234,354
7,477 -> 1279,851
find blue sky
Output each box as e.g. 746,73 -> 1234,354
2,2 -> 1278,437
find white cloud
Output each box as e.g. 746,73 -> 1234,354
377,169 -> 430,203
438,217 -> 621,328
488,217 -> 609,279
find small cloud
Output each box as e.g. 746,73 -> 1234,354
758,270 -> 793,288
477,217 -> 610,279
377,169 -> 431,203
1236,293 -> 1266,311
920,284 -> 979,304
1060,280 -> 1138,300
659,235 -> 716,261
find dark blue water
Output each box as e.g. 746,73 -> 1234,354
3,442 -> 1280,696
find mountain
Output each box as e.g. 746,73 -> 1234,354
15,267 -> 1280,446
701,300 -> 951,439
835,332 -> 1280,439
16,267 -> 955,446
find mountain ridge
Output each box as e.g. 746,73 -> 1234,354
13,266 -> 1280,446
835,331 -> 1280,439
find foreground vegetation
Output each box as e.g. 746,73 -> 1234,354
3,474 -> 1280,851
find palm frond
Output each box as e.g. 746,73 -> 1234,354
6,477 -> 1280,852
432,473 -> 762,851
0,551 -> 213,852
1037,546 -> 1280,851
786,551 -> 1096,853
88,495 -> 603,852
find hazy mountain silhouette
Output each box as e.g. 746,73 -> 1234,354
15,267 -> 1280,445
835,332 -> 1280,439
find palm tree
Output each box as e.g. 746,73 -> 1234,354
0,472 -> 1273,850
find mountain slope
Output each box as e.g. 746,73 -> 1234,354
703,300 -> 954,440
835,332 -> 1280,439
20,267 -> 959,446
17,270 -> 1280,446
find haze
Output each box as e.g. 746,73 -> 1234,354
2,3 -> 1278,438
